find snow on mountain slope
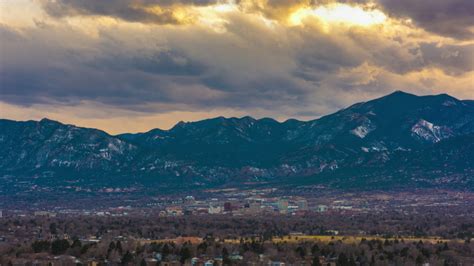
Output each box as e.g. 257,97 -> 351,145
411,119 -> 453,143
350,119 -> 376,138
1,91 -> 474,191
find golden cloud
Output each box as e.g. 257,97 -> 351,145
0,0 -> 472,133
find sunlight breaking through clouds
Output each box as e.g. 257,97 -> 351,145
289,3 -> 387,29
0,0 -> 472,133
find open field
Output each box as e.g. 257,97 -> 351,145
223,235 -> 468,245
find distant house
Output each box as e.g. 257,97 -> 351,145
161,261 -> 180,266
155,253 -> 163,261
268,261 -> 285,266
144,258 -> 158,266
229,254 -> 243,260
191,257 -> 200,265
53,255 -> 79,266
316,205 -> 328,212
166,206 -> 183,216
86,259 -> 100,266
289,231 -> 304,236
34,211 -> 57,217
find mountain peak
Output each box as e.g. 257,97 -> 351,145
431,92 -> 459,101
39,118 -> 62,125
362,91 -> 462,110
385,90 -> 417,98
40,117 -> 56,122
384,91 -> 459,102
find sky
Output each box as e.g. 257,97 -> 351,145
0,0 -> 473,134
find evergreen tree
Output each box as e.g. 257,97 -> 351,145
49,223 -> 58,235
162,243 -> 171,259
71,239 -> 82,249
51,239 -> 70,255
311,244 -> 320,255
116,240 -> 123,255
222,247 -> 231,265
415,255 -> 424,265
337,252 -> 349,266
349,257 -> 356,266
32,240 -> 51,253
312,256 -> 321,266
180,246 -> 192,263
121,251 -> 134,265
296,246 -> 306,258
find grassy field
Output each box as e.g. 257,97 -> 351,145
224,235 -> 466,244
139,235 -> 467,246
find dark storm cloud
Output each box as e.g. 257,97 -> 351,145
202,73 -> 308,107
419,43 -> 474,75
41,0 -> 218,24
377,0 -> 474,39
1,62 -> 228,112
294,36 -> 361,81
1,0 -> 473,122
88,51 -> 207,76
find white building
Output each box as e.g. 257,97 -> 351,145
208,205 -> 222,214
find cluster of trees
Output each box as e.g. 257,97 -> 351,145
4,235 -> 472,265
31,238 -> 85,255
0,211 -> 472,264
2,210 -> 472,241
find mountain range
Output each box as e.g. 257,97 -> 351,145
1,91 -> 473,194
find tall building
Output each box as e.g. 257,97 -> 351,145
249,202 -> 261,214
184,195 -> 196,204
278,199 -> 288,214
297,199 -> 308,211
224,202 -> 232,212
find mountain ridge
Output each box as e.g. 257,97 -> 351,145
1,91 -> 473,193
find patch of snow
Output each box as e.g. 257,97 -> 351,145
351,126 -> 370,138
350,117 -> 376,139
107,142 -> 120,152
328,162 -> 338,170
442,100 -> 457,107
378,152 -> 390,162
395,147 -> 410,152
164,161 -> 178,169
361,142 -> 387,152
350,119 -> 376,138
411,119 -> 453,143
371,146 -> 386,152
366,111 -> 376,116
